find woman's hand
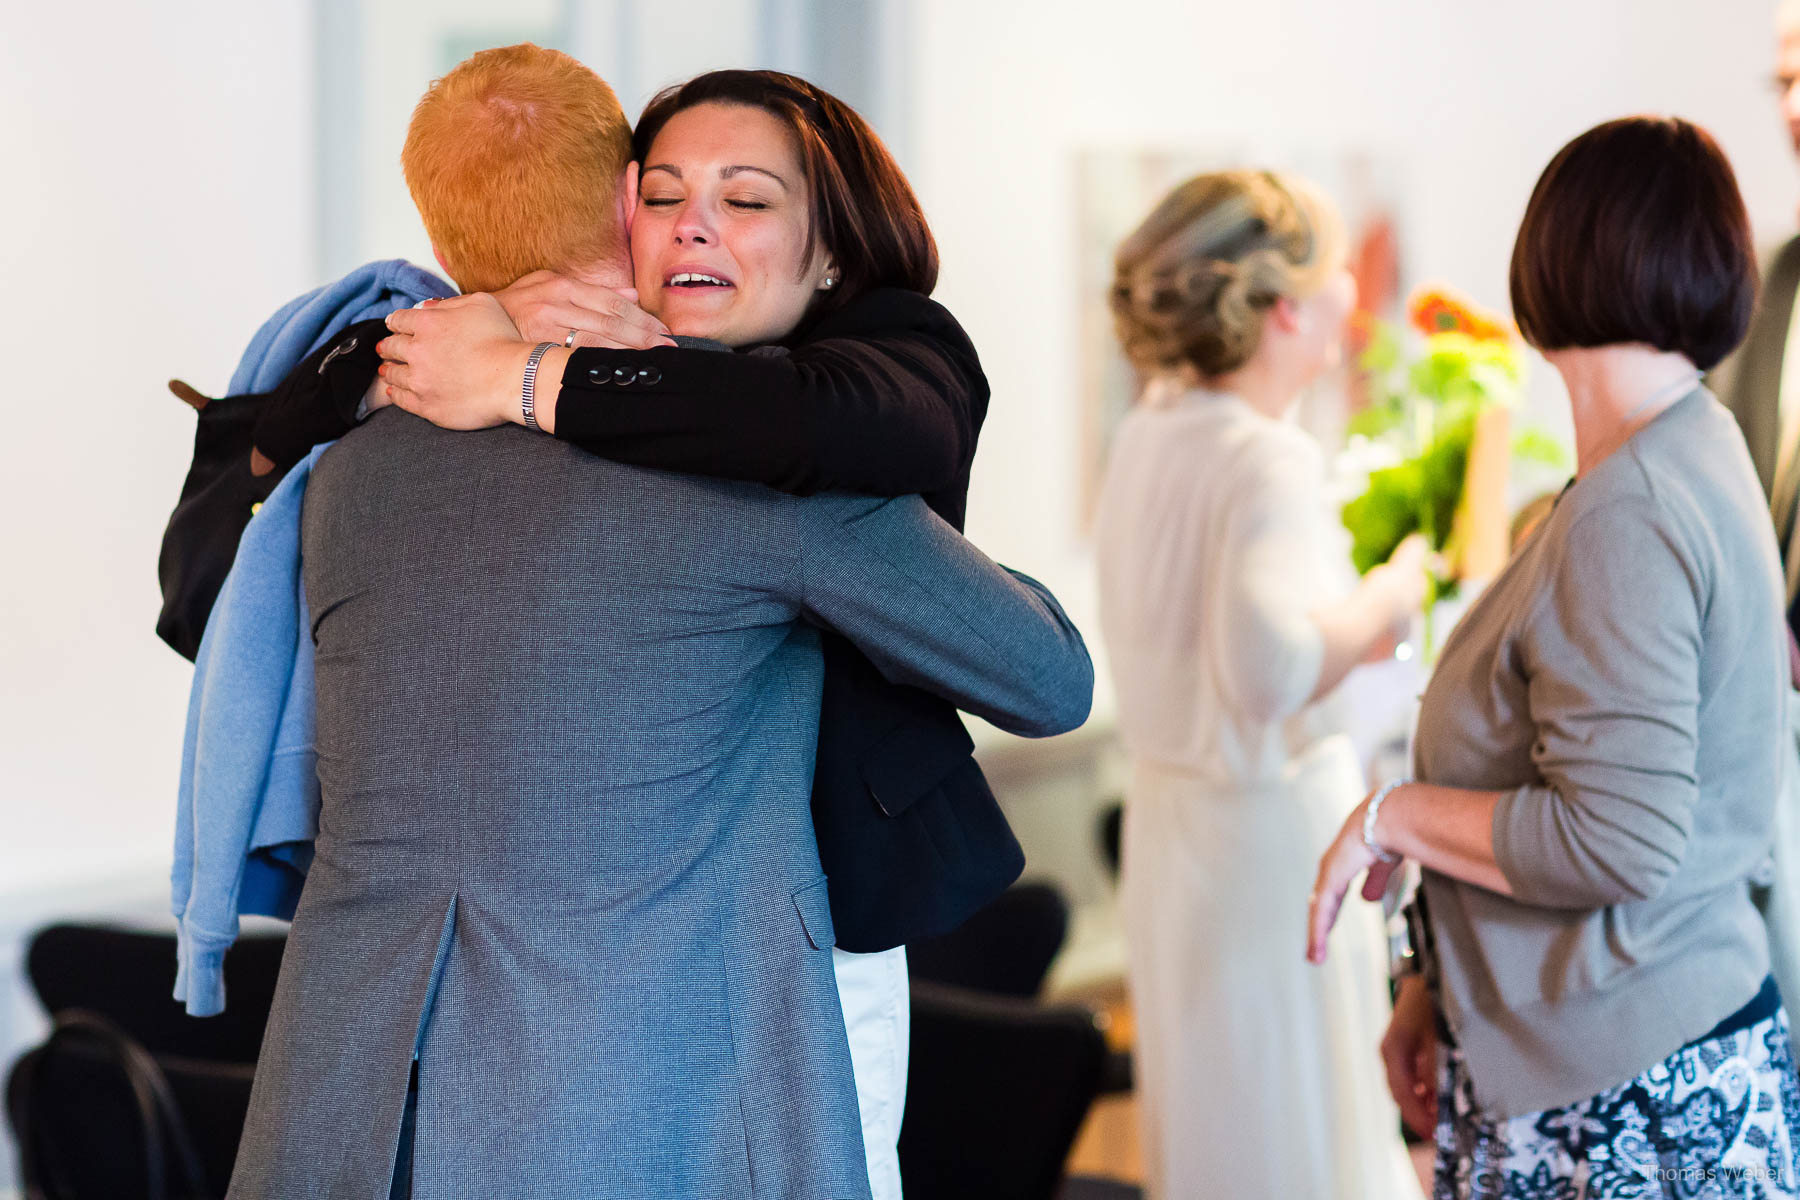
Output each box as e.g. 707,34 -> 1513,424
1381,974 -> 1440,1139
493,270 -> 676,350
1307,791 -> 1402,964
378,294 -> 535,431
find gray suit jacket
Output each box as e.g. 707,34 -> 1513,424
227,410 -> 1092,1199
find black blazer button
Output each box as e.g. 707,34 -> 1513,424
636,367 -> 663,387
612,366 -> 636,387
586,367 -> 609,385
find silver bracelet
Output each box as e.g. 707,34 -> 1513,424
1364,778 -> 1408,864
521,341 -> 556,432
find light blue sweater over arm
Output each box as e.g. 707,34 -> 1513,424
170,260 -> 453,1017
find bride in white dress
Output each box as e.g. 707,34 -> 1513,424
1096,170 -> 1427,1200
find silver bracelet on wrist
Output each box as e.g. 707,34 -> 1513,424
1364,778 -> 1408,864
521,341 -> 556,432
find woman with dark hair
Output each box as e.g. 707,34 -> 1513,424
1308,116 -> 1800,1198
228,69 -> 1007,1200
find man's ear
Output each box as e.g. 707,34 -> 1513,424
621,162 -> 640,234
430,242 -> 455,288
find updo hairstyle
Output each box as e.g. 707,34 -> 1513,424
1110,169 -> 1344,378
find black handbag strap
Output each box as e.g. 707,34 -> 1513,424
15,1009 -> 210,1200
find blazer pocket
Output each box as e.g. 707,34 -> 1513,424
792,876 -> 836,951
858,716 -> 977,818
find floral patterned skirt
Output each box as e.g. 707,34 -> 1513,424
1433,979 -> 1800,1199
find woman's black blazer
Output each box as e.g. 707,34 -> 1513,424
157,286 -> 1024,952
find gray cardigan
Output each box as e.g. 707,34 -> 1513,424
1414,387 -> 1787,1118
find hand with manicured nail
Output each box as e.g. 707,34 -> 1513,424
492,270 -> 675,350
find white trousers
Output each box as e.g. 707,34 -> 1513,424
832,945 -> 910,1200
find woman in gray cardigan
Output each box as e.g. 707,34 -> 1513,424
1309,116 -> 1800,1198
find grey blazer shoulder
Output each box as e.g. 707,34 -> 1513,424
228,411 -> 1091,1199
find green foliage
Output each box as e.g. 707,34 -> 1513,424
1342,414 -> 1474,574
1346,394 -> 1407,441
1408,333 -> 1524,413
1341,315 -> 1554,598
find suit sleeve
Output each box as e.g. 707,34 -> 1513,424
792,494 -> 1093,738
553,291 -> 986,497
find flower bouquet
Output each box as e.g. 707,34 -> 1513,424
1340,287 -> 1565,655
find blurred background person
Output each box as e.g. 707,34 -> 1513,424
1719,0 -> 1800,640
1309,116 -> 1800,1200
1096,169 -> 1427,1200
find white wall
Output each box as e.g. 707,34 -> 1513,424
0,3 -> 313,891
0,3 -> 314,1187
905,0 -> 1799,721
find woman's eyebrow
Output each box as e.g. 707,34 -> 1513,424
720,165 -> 788,188
641,164 -> 787,188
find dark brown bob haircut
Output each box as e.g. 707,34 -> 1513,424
1509,116 -> 1756,371
633,70 -> 939,323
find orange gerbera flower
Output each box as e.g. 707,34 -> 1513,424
1408,287 -> 1516,342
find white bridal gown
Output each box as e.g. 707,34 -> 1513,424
1096,387 -> 1421,1200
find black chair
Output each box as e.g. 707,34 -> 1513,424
898,981 -> 1110,1200
7,1012 -> 255,1200
1057,1177 -> 1142,1200
907,882 -> 1069,999
6,924 -> 284,1199
1097,801 -> 1123,882
25,924 -> 285,1063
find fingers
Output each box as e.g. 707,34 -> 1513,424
377,333 -> 408,364
610,294 -> 671,338
591,310 -> 679,350
1381,1037 -> 1415,1132
1380,1013 -> 1439,1140
528,302 -> 670,347
377,359 -> 413,395
386,295 -> 477,336
1361,857 -> 1399,903
1306,864 -> 1348,964
544,279 -> 669,337
1415,1041 -> 1440,1132
1387,1043 -> 1436,1140
522,305 -> 674,350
